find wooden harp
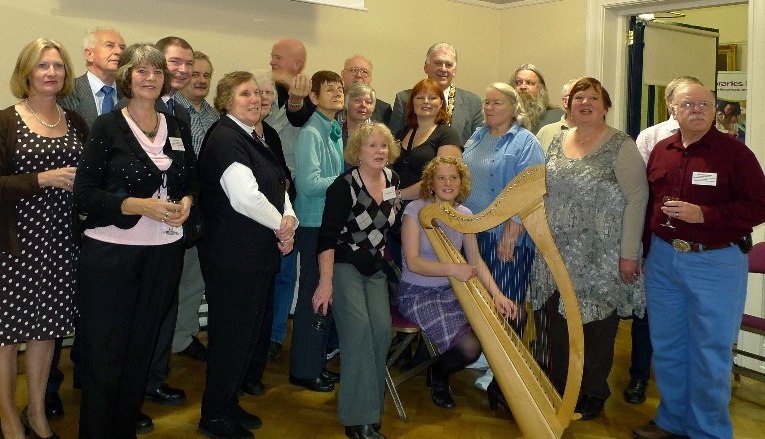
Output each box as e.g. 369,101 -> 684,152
419,164 -> 584,438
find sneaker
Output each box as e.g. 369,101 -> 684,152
474,368 -> 494,391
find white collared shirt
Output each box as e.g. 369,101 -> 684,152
636,118 -> 680,164
86,71 -> 117,115
220,114 -> 297,231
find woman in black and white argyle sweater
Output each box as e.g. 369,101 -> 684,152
314,123 -> 400,439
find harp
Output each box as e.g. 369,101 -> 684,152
419,164 -> 584,438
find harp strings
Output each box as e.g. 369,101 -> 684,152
430,223 -> 562,410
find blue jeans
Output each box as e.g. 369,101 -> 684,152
271,250 -> 298,344
646,235 -> 747,439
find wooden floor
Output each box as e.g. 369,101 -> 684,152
13,320 -> 765,438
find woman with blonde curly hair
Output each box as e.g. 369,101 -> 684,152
397,155 -> 517,410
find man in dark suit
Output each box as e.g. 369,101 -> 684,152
389,42 -> 482,144
140,36 -> 195,420
48,25 -> 125,421
59,26 -> 125,127
340,54 -> 391,125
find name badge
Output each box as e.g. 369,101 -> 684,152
169,137 -> 185,151
691,172 -> 717,186
382,186 -> 397,201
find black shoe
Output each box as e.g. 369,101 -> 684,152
198,415 -> 254,439
177,336 -> 208,361
344,424 -> 386,439
241,380 -> 265,396
321,368 -> 340,383
624,377 -> 648,404
267,341 -> 282,361
44,392 -> 64,419
233,405 -> 262,430
145,383 -> 187,405
136,412 -> 154,435
486,379 -> 510,412
576,394 -> 605,420
427,366 -> 455,409
21,406 -> 60,439
288,375 -> 334,392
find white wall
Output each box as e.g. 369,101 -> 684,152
0,0 -> 500,106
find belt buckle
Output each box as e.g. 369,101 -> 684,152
672,239 -> 692,252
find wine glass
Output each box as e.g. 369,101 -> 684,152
164,198 -> 180,235
661,196 -> 679,229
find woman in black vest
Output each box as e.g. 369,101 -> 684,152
196,71 -> 296,439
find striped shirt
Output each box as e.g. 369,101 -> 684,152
174,92 -> 219,156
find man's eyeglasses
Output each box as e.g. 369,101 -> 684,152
347,67 -> 370,77
259,90 -> 275,97
675,101 -> 712,111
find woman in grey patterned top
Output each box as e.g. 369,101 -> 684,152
530,77 -> 648,420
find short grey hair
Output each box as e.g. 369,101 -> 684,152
82,26 -> 121,50
664,76 -> 703,105
344,54 -> 373,70
251,69 -> 274,91
425,42 -> 457,65
487,82 -> 531,130
561,78 -> 579,96
344,82 -> 376,110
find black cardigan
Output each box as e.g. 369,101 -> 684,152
74,109 -> 198,230
0,105 -> 89,256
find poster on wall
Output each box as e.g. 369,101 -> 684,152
292,0 -> 366,10
716,71 -> 747,143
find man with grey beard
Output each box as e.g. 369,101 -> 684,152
512,64 -> 565,134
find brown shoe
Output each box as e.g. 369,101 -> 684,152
633,421 -> 689,439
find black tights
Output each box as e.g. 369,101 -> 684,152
432,329 -> 481,386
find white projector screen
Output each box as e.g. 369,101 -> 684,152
643,22 -> 718,88
292,0 -> 366,10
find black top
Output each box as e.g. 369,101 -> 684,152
276,83 -> 315,128
390,123 -> 461,189
74,110 -> 197,230
197,116 -> 286,272
317,167 -> 399,276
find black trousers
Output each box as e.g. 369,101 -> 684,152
77,237 -> 183,439
546,292 -> 620,400
199,257 -> 274,420
145,286 -> 179,391
244,280 -> 275,386
288,227 -> 330,379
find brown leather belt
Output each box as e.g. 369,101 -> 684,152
660,237 -> 733,253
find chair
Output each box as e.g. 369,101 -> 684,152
733,242 -> 765,382
385,305 -> 438,422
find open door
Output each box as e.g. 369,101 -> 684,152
626,17 -> 719,139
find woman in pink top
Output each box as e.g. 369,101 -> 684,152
73,43 -> 197,438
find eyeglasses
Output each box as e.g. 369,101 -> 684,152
346,67 -> 370,77
259,90 -> 275,97
675,101 -> 712,110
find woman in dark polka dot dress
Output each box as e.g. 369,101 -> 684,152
0,39 -> 88,439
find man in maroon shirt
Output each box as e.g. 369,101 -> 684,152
634,83 -> 765,439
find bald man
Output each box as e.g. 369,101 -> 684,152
340,54 -> 391,125
634,83 -> 765,439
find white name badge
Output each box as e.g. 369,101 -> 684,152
691,172 -> 717,186
382,186 -> 397,201
169,137 -> 185,151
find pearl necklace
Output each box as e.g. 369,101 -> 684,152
24,99 -> 61,128
126,108 -> 159,138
